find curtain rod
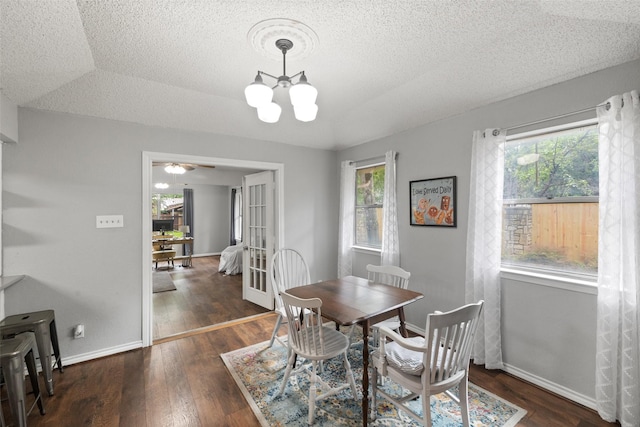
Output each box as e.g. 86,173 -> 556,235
495,99 -> 621,136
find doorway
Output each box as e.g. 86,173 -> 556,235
142,151 -> 284,347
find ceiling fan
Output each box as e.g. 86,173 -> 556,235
153,162 -> 215,173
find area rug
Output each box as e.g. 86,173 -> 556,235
221,339 -> 526,427
152,270 -> 177,293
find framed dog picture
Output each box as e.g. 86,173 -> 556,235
410,176 -> 457,227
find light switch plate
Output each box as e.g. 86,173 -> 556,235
96,215 -> 124,228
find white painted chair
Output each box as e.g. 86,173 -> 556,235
267,248 -> 311,348
371,300 -> 484,426
348,264 -> 411,348
277,291 -> 358,425
367,264 -> 411,345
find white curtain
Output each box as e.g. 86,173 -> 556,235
465,128 -> 506,369
595,90 -> 640,426
338,160 -> 356,277
381,150 -> 400,266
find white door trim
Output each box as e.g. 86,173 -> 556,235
141,151 -> 284,347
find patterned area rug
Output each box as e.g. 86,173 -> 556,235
221,338 -> 526,426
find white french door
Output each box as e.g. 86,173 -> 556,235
242,171 -> 275,309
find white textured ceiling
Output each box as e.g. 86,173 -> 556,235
2,0 -> 640,150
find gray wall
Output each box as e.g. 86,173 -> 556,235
2,110 -> 338,359
338,58 -> 640,408
190,183 -> 233,254
0,92 -> 18,143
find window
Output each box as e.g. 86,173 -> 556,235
151,192 -> 184,234
502,120 -> 599,276
355,164 -> 385,249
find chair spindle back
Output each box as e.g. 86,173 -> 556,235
366,264 -> 411,289
270,249 -> 311,311
425,301 -> 483,385
280,291 -> 325,357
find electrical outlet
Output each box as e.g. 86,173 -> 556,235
74,324 -> 85,338
96,215 -> 124,228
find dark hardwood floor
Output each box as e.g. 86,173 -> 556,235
7,314 -> 277,427
468,365 -> 619,427
4,262 -> 620,426
153,255 -> 269,340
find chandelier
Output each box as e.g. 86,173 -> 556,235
245,38 -> 318,123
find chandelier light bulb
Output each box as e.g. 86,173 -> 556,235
257,102 -> 282,123
294,103 -> 318,122
165,164 -> 186,174
289,73 -> 317,106
245,73 -> 273,108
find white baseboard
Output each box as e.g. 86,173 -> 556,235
402,322 -> 597,411
60,341 -> 143,367
193,252 -> 221,257
502,363 -> 596,410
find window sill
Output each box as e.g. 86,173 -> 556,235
352,245 -> 381,255
500,268 -> 597,295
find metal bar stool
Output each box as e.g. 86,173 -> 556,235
0,310 -> 63,396
1,333 -> 46,427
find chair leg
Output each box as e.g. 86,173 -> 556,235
32,323 -> 54,396
423,391 -> 432,427
268,314 -> 283,348
3,355 -> 27,427
24,349 -> 45,415
372,327 -> 379,347
308,361 -> 318,425
371,366 -> 378,421
459,378 -> 470,427
342,352 -> 357,398
372,329 -> 387,386
278,349 -> 296,396
0,396 -> 5,427
347,325 -> 356,346
49,319 -> 63,373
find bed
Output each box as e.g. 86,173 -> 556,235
219,244 -> 243,275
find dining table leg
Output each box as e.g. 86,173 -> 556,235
398,307 -> 408,337
361,319 -> 370,426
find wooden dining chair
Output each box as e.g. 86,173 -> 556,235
277,291 -> 358,425
371,300 -> 484,426
267,248 -> 311,348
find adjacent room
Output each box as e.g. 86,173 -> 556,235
1,1 -> 639,426
150,161 -> 269,340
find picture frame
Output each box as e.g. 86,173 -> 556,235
410,176 -> 457,227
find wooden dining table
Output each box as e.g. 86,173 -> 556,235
286,275 -> 424,425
